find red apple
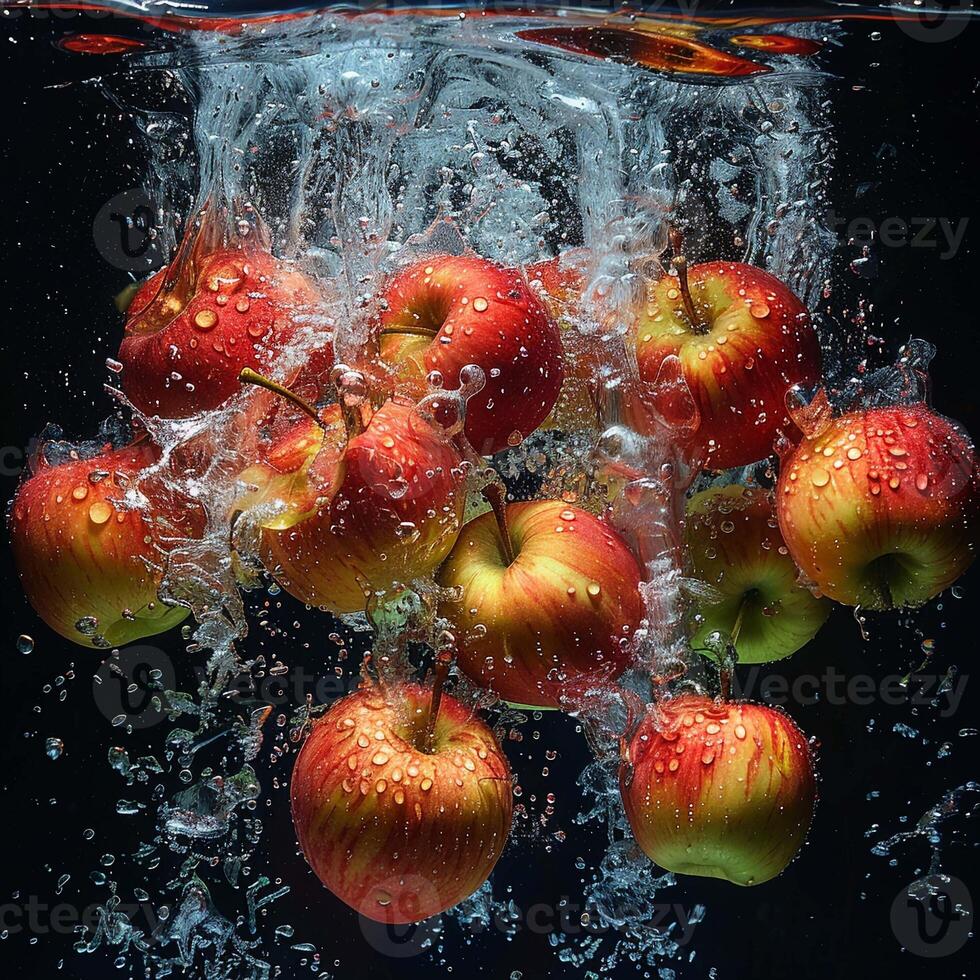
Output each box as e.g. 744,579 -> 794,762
776,402 -> 978,609
633,257 -> 821,469
9,439 -> 196,648
236,389 -> 465,614
119,242 -> 328,419
686,485 -> 830,663
376,254 -> 564,454
621,693 -> 816,885
436,498 -> 645,708
290,674 -> 513,923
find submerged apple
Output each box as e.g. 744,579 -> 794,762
377,253 -> 564,454
777,402 -> 978,609
634,251 -> 821,469
119,242 -> 327,418
236,376 -> 465,614
621,693 -> 816,886
290,670 -> 513,923
9,439 -> 194,648
437,497 -> 645,709
686,485 -> 830,663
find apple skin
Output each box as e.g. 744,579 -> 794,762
377,254 -> 564,455
620,694 -> 816,886
776,402 -> 978,610
687,485 -> 830,663
436,501 -> 645,709
290,682 -> 513,924
9,440 -> 194,648
119,246 -> 328,419
237,398 -> 465,614
634,261 -> 821,469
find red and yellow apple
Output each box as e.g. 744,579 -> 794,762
777,402 -> 978,609
620,693 -> 816,885
236,394 -> 465,614
633,259 -> 821,469
377,254 -> 564,455
9,439 -> 194,648
290,678 -> 513,923
119,243 -> 328,418
686,485 -> 830,663
437,499 -> 645,709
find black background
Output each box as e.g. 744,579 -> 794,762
1,7 -> 978,979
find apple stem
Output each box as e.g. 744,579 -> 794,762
719,662 -> 732,702
667,225 -> 708,335
422,650 -> 452,753
238,368 -> 323,428
481,482 -> 516,566
339,399 -> 365,441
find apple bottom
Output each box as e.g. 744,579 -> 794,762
620,696 -> 815,886
290,685 -> 512,923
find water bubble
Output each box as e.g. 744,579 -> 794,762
45,737 -> 64,760
16,634 -> 34,655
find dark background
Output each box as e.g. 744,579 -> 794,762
1,7 -> 977,979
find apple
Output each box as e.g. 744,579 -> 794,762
776,402 -> 978,610
119,241 -> 328,419
620,693 -> 816,886
376,254 -> 564,455
290,668 -> 513,923
436,496 -> 645,709
236,374 -> 466,614
633,247 -> 821,469
9,438 -> 195,648
686,485 -> 830,663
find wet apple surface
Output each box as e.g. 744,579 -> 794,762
119,245 -> 329,418
377,254 -> 564,455
290,679 -> 513,923
438,500 -> 645,709
686,485 -> 831,663
777,403 -> 978,609
634,260 -> 822,469
9,440 -> 198,648
621,694 -> 817,887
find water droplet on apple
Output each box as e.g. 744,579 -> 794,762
194,309 -> 218,331
75,616 -> 99,636
88,501 -> 113,525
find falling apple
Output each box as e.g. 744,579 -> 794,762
777,402 -> 978,610
621,693 -> 816,886
9,438 -> 195,648
633,242 -> 821,469
437,495 -> 645,709
686,484 -> 830,663
376,253 -> 564,454
290,665 -> 513,924
119,238 -> 328,419
236,372 -> 465,614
